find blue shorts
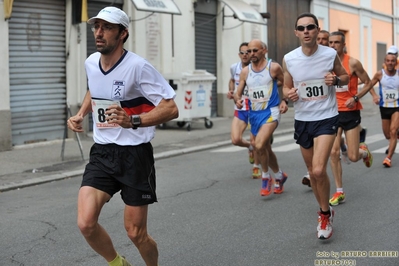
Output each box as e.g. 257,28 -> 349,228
249,106 -> 280,136
234,110 -> 249,123
294,115 -> 339,149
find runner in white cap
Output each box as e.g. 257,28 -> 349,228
68,6 -> 178,266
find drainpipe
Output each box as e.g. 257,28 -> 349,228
393,0 -> 396,45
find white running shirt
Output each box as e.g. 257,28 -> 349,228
284,45 -> 338,121
230,62 -> 250,111
85,50 -> 176,146
379,69 -> 399,108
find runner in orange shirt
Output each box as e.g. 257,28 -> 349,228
328,31 -> 374,206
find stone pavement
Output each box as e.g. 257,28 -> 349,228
0,108 -> 294,192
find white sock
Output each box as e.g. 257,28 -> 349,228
337,188 -> 343,193
274,169 -> 283,180
262,172 -> 271,179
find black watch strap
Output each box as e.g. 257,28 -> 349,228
334,76 -> 341,86
131,115 -> 141,129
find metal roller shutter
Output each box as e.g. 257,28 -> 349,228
195,12 -> 217,117
9,0 -> 66,145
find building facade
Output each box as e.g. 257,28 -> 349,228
0,0 -> 398,150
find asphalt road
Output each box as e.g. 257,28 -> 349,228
1,122 -> 398,266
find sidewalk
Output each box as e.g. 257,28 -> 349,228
0,109 -> 297,192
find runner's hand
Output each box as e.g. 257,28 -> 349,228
287,88 -> 299,102
67,115 -> 84,132
105,105 -> 133,128
279,100 -> 288,114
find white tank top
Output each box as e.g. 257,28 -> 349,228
230,62 -> 249,111
379,69 -> 399,108
246,59 -> 280,111
284,45 -> 338,121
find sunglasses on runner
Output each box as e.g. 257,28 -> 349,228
296,24 -> 318,31
239,51 -> 249,55
246,49 -> 259,53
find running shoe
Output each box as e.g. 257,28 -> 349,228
383,157 -> 391,168
340,138 -> 351,165
317,207 -> 334,240
302,172 -> 311,187
359,142 -> 373,167
121,256 -> 132,266
252,167 -> 261,179
248,150 -> 254,164
329,192 -> 345,206
359,127 -> 367,143
274,172 -> 288,194
260,177 -> 273,196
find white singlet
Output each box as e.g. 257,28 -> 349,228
284,45 -> 338,121
230,62 -> 249,111
379,69 -> 399,108
246,59 -> 280,111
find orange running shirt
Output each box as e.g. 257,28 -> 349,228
335,54 -> 363,111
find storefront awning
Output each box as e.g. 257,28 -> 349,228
130,0 -> 181,15
220,0 -> 267,25
3,0 -> 14,20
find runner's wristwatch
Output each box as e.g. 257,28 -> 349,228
131,115 -> 141,129
353,95 -> 359,102
334,76 -> 341,86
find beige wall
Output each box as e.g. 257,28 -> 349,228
329,9 -> 360,59
372,0 -> 392,14
338,0 -> 359,6
372,18 -> 393,66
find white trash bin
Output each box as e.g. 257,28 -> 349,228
162,70 -> 216,131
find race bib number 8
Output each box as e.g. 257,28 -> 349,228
298,79 -> 328,101
91,99 -> 121,129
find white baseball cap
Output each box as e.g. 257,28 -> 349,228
387,45 -> 398,55
87,6 -> 129,29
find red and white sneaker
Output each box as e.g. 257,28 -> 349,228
317,207 -> 334,240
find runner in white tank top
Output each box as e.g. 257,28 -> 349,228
283,13 -> 349,240
366,52 -> 399,167
227,42 -> 262,178
235,39 -> 289,197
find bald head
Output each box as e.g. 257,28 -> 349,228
248,39 -> 263,49
247,39 -> 268,64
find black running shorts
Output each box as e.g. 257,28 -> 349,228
294,115 -> 339,149
380,106 -> 399,120
337,110 -> 361,131
82,142 -> 157,206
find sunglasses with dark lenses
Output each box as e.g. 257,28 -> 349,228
296,24 -> 318,32
246,49 -> 259,53
239,51 -> 249,55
